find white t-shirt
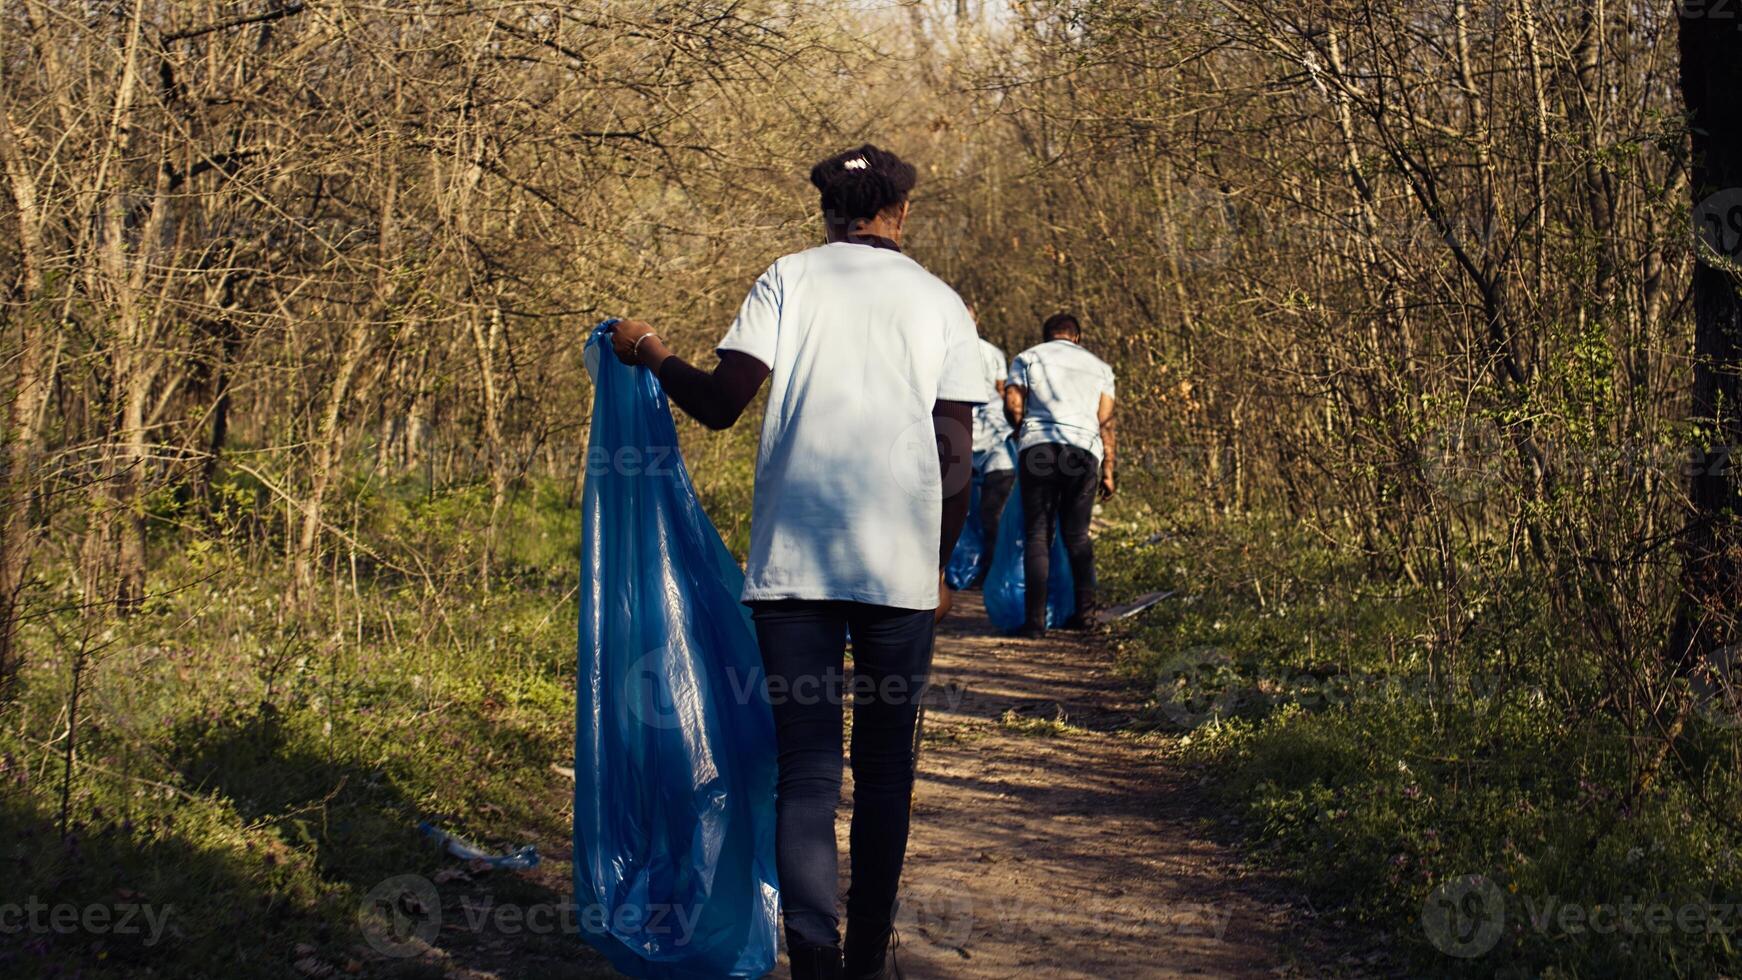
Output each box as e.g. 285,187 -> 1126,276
716,242 -> 987,610
972,339 -> 1015,473
1008,339 -> 1116,461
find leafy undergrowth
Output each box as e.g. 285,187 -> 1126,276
1098,510 -> 1742,979
1,476 -> 591,979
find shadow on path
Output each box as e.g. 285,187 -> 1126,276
812,591 -> 1335,980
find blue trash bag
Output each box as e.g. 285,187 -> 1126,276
982,483 -> 1076,631
944,470 -> 985,590
574,320 -> 779,979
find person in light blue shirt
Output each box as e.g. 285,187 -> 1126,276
1003,311 -> 1116,635
970,329 -> 1017,585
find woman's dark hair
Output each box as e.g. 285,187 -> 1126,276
809,144 -> 917,235
1043,312 -> 1081,339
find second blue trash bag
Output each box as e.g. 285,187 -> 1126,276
944,470 -> 985,590
982,484 -> 1076,631
574,321 -> 779,979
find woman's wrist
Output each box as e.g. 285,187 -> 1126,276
637,335 -> 673,374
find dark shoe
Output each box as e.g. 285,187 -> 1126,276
844,923 -> 902,980
1016,623 -> 1046,639
789,942 -> 844,980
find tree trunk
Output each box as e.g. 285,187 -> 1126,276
0,320 -> 50,691
0,111 -> 56,691
195,275 -> 244,513
113,357 -> 150,611
91,0 -> 158,614
1669,12 -> 1742,671
293,319 -> 372,596
471,304 -> 509,591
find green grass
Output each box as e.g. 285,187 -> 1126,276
2,474 -> 589,978
0,415 -> 764,978
9,464 -> 1741,978
1100,511 -> 1742,978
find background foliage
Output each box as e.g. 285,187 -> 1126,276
1,0 -> 1736,976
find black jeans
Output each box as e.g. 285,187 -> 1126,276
749,600 -> 935,954
976,468 -> 1016,582
1017,443 -> 1098,626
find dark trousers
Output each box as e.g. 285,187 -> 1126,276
1018,443 -> 1098,626
976,469 -> 1016,583
749,600 -> 935,955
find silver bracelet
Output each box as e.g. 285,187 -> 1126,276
632,331 -> 658,360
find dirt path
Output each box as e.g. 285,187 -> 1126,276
863,591 -> 1322,979
414,593 -> 1328,979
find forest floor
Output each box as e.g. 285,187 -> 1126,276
407,591 -> 1343,980
13,501 -> 1734,978
832,590 -> 1340,979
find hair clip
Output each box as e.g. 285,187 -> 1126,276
842,157 -> 869,170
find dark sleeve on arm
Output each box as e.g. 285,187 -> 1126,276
934,399 -> 975,568
655,351 -> 770,430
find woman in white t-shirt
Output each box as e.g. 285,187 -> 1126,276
609,144 -> 985,980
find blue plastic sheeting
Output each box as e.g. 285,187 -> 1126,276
943,470 -> 985,590
982,484 -> 1076,631
574,321 -> 779,979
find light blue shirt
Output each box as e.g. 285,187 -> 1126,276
972,338 -> 1015,474
1009,339 -> 1116,462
